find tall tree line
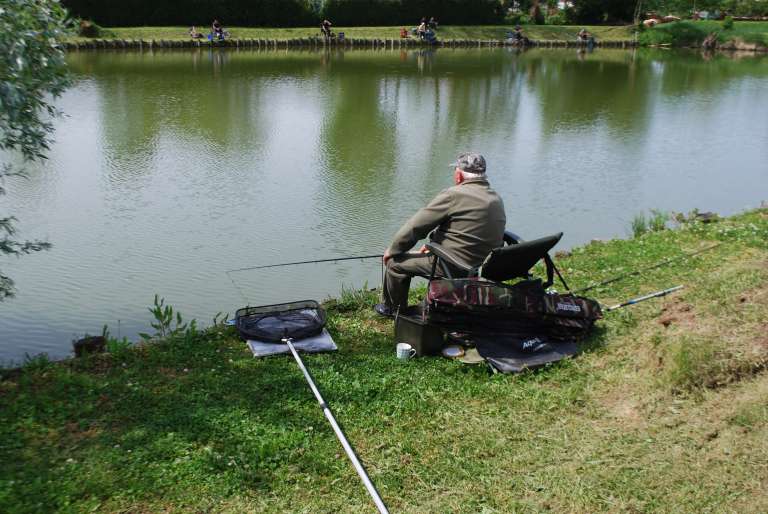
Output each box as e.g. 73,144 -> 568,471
62,0 -> 504,27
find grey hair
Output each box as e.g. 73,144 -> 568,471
459,170 -> 485,179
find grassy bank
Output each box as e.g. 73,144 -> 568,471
639,20 -> 768,48
71,24 -> 636,43
2,207 -> 768,512
69,22 -> 768,49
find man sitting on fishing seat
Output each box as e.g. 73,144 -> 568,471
374,153 -> 507,318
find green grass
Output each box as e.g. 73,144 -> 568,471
68,24 -> 638,43
639,20 -> 768,47
1,208 -> 767,512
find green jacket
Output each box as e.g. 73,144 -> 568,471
388,177 -> 507,267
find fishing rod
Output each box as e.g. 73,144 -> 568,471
227,254 -> 383,274
574,243 -> 720,295
604,285 -> 684,312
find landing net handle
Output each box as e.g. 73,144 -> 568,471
283,338 -> 389,514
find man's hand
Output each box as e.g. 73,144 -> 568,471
383,248 -> 392,265
418,245 -> 430,254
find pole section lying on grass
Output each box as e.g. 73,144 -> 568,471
574,244 -> 720,294
283,338 -> 390,514
604,285 -> 684,312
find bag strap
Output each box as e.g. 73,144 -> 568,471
544,254 -> 571,292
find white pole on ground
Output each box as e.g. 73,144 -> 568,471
284,338 -> 389,514
605,285 -> 684,311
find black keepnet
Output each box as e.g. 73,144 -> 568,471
236,300 -> 327,342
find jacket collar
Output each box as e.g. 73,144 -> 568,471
459,176 -> 489,186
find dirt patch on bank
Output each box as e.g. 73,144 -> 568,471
657,298 -> 696,328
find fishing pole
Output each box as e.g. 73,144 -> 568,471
604,285 -> 684,312
227,254 -> 383,274
574,243 -> 720,295
283,337 -> 390,514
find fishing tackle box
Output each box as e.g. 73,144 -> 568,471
394,305 -> 444,356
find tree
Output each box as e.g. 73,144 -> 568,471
1,0 -> 71,300
571,0 -> 636,23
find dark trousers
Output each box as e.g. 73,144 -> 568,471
383,253 -> 442,311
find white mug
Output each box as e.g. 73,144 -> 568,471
396,342 -> 417,360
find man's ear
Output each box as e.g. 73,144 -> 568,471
454,169 -> 464,185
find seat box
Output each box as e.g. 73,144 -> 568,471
395,306 -> 444,356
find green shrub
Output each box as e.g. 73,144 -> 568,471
545,10 -> 568,25
106,336 -> 132,359
507,13 -> 532,25
723,0 -> 768,17
323,0 -> 502,26
638,21 -> 709,47
139,294 -> 196,341
78,19 -> 111,38
505,12 -> 524,25
722,16 -> 734,30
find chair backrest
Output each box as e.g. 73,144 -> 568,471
479,232 -> 563,282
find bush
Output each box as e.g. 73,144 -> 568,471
321,0 -> 401,26
571,0 -> 634,24
722,15 -> 734,30
78,19 -> 105,37
505,12 -> 524,25
322,0 -> 502,26
723,0 -> 768,17
638,21 -> 709,47
545,10 -> 568,25
506,13 -> 532,25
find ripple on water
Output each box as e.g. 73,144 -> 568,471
2,49 -> 767,362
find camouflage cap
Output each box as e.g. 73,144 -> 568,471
450,152 -> 486,174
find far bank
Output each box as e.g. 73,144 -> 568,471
68,22 -> 768,51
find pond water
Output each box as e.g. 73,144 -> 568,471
1,48 -> 767,363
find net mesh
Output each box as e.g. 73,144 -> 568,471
236,300 -> 327,342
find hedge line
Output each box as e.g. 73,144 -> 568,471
321,0 -> 502,26
62,0 -> 503,28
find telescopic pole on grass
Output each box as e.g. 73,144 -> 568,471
282,338 -> 390,514
604,285 -> 684,312
574,244 -> 719,295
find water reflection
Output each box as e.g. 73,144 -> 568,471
1,48 -> 766,362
